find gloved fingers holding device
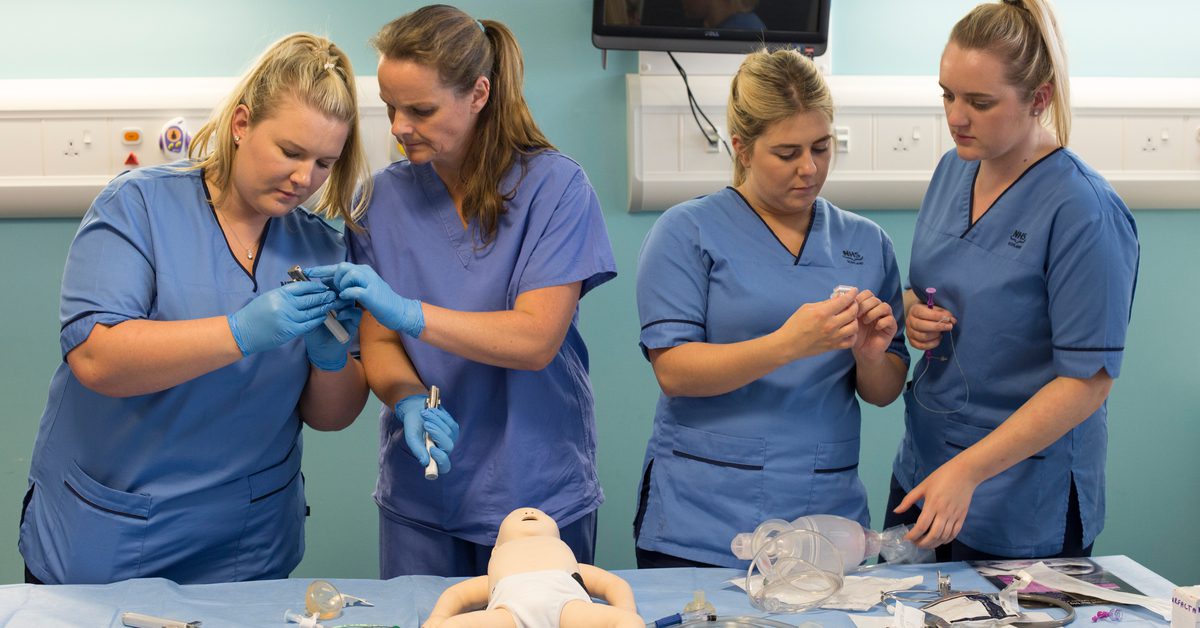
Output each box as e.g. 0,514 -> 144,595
394,389 -> 460,478
287,266 -> 360,371
302,298 -> 362,371
227,280 -> 338,356
304,262 -> 424,338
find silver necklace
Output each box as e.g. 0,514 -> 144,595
215,206 -> 260,260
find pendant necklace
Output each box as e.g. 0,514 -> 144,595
215,205 -> 260,260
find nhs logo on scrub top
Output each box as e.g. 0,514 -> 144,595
842,250 -> 864,265
1008,229 -> 1028,249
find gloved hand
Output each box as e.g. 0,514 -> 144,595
227,281 -> 337,356
305,263 -> 424,338
395,394 -> 460,474
303,298 -> 362,371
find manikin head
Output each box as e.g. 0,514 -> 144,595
495,507 -> 560,546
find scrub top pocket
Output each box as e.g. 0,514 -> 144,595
651,424 -> 765,554
808,437 -> 869,525
50,461 -> 151,584
235,456 -> 306,580
942,417 -> 1052,553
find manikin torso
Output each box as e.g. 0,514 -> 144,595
487,510 -> 580,591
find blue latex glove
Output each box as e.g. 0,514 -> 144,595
394,394 -> 460,474
303,298 -> 362,371
305,263 -> 424,338
227,281 -> 337,356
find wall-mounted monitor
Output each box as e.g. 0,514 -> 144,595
593,0 -> 830,56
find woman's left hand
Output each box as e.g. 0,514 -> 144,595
894,459 -> 980,549
851,289 -> 897,360
306,262 -> 424,338
303,299 -> 362,371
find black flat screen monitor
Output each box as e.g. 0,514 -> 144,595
593,0 -> 830,56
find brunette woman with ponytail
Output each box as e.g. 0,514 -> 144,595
307,5 -> 617,578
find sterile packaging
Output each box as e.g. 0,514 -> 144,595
1173,585 -> 1200,628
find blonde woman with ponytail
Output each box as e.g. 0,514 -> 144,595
306,5 -> 616,578
888,0 -> 1140,560
632,48 -> 908,569
20,33 -> 376,584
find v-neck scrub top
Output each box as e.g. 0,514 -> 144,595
893,148 -> 1139,557
347,151 -> 616,545
19,163 -> 347,584
634,188 -> 908,568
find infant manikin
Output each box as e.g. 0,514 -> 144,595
422,507 -> 644,628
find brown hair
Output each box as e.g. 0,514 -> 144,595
727,48 -> 832,186
371,4 -> 553,245
951,0 -> 1071,145
188,33 -> 371,227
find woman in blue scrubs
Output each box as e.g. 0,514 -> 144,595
17,34 -> 406,584
633,49 -> 909,568
306,6 -> 616,578
886,0 -> 1140,560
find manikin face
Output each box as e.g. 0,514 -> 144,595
495,507 -> 560,546
939,41 -> 1048,163
227,96 -> 348,219
376,56 -> 489,172
734,109 -> 832,218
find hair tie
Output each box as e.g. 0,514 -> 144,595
476,19 -> 486,33
324,61 -> 336,70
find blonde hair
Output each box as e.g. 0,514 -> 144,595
189,33 -> 372,227
728,48 -> 832,186
951,0 -> 1071,145
371,4 -> 553,245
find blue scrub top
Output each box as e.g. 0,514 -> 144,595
894,148 -> 1139,557
19,163 -> 346,584
635,188 -> 908,567
347,151 -> 616,545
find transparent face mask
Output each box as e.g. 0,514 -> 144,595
745,528 -> 845,613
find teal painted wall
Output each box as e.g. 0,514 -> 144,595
1,1 -> 1196,587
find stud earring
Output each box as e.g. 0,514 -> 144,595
233,135 -> 241,143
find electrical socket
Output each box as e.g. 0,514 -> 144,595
874,115 -> 938,171
43,118 -> 110,176
1123,116 -> 1184,171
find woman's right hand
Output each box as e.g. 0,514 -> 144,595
777,290 -> 859,359
227,281 -> 337,356
905,299 -> 956,351
394,394 -> 460,474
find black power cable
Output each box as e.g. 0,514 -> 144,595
666,51 -> 733,160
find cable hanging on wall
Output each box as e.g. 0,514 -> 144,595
667,51 -> 733,160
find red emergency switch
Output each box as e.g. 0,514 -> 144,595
124,152 -> 140,166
